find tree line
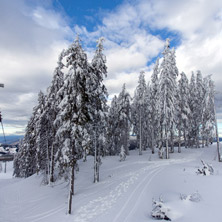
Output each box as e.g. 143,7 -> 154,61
13,37 -> 217,214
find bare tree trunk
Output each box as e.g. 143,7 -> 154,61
166,128 -> 169,159
125,124 -> 129,155
83,148 -> 87,162
94,129 -> 99,183
68,161 -> 75,214
196,129 -> 200,148
170,129 -> 174,153
215,111 -> 221,162
202,135 -> 205,148
184,130 -> 187,148
151,128 -> 155,154
139,107 -> 142,155
178,128 -> 181,153
50,144 -> 55,183
4,161 -> 6,173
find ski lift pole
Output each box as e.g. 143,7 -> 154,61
1,120 -> 6,144
0,83 -> 6,143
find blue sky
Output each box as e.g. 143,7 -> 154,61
0,0 -> 222,135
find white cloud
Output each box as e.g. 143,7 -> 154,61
0,0 -> 72,135
1,0 -> 222,135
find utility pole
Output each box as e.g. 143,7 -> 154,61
0,83 -> 7,173
0,83 -> 6,143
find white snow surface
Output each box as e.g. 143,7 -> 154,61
1,144 -> 222,222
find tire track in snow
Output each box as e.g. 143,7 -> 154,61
122,167 -> 164,222
112,166 -> 163,222
72,164 -> 164,222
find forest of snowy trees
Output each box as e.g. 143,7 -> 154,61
13,37 -> 217,214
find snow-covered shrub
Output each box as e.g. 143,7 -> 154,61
197,160 -> 214,176
158,148 -> 165,159
180,191 -> 202,202
119,145 -> 126,161
151,198 -> 171,221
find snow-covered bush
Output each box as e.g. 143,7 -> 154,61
180,191 -> 202,202
119,145 -> 126,161
151,198 -> 171,221
197,160 -> 214,176
158,148 -> 165,159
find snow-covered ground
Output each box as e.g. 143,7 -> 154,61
1,144 -> 222,222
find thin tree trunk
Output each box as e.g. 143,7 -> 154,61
166,128 -> 169,159
94,129 -> 99,183
50,143 -> 55,183
178,128 -> 181,153
202,134 -> 205,148
170,129 -> 174,153
214,107 -> 221,162
184,130 -> 187,148
68,161 -> 75,214
196,129 -> 200,148
151,128 -> 155,154
4,161 -> 6,173
139,107 -> 142,155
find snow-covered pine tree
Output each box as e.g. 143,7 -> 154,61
107,95 -> 120,155
149,59 -> 160,154
117,84 -> 131,155
201,76 -> 216,147
35,91 -> 47,176
158,39 -> 178,159
46,50 -> 65,183
187,72 -> 196,147
195,71 -> 204,148
132,71 -> 147,155
89,37 -> 108,183
54,36 -> 91,214
13,105 -> 39,177
176,72 -> 190,152
144,82 -> 152,150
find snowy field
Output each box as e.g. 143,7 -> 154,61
1,144 -> 222,222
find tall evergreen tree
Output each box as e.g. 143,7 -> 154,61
89,37 -> 108,183
176,72 -> 190,152
46,50 -> 65,183
149,59 -> 160,154
107,95 -> 119,155
132,71 -> 147,155
158,39 -> 178,159
117,84 -> 131,155
54,36 -> 91,214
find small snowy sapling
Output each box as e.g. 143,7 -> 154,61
119,145 -> 126,161
197,160 -> 214,176
151,197 -> 171,221
180,191 -> 202,202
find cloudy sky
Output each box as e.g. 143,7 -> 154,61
0,0 -> 222,135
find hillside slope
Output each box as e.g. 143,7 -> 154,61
0,144 -> 222,222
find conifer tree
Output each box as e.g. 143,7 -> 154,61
54,36 -> 91,214
176,72 -> 190,152
89,37 -> 108,183
149,59 -> 160,154
132,71 -> 147,155
107,95 -> 119,155
46,50 -> 65,183
158,39 -> 178,159
117,84 -> 131,155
